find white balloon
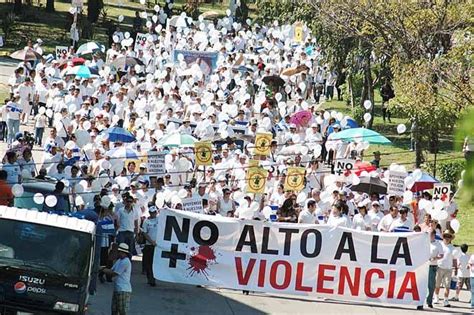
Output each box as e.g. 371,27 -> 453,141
101,160 -> 111,170
139,0 -> 146,4
146,21 -> 152,28
118,15 -> 124,22
33,193 -> 45,204
298,82 -> 306,91
178,189 -> 188,199
275,93 -> 282,102
124,32 -> 130,39
412,169 -> 423,181
46,109 -> 53,118
403,190 -> 413,204
397,124 -> 407,134
363,113 -> 372,122
433,199 -> 445,212
226,9 -> 231,16
363,100 -> 372,110
352,176 -> 361,186
336,112 -> 344,121
450,218 -> 460,233
12,184 -> 24,197
45,195 -> 58,207
457,179 -> 464,188
323,112 -> 330,120
296,192 -> 307,204
82,121 -> 91,130
438,210 -> 448,221
418,199 -> 432,211
38,106 -> 46,115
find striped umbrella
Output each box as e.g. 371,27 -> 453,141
76,42 -> 105,55
158,133 -> 197,147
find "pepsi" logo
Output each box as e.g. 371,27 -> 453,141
14,282 -> 27,294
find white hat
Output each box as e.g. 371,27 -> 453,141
117,243 -> 130,254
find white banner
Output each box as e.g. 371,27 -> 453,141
56,46 -> 68,58
387,171 -> 407,196
154,209 -> 430,306
334,159 -> 355,176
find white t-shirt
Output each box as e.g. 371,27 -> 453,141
352,213 -> 371,231
429,240 -> 443,266
438,242 -> 454,269
469,255 -> 474,277
116,207 -> 137,233
2,162 -> 21,184
142,216 -> 159,245
111,257 -> 132,292
457,253 -> 470,278
298,209 -> 318,224
378,214 -> 397,232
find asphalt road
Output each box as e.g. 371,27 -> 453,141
86,258 -> 472,315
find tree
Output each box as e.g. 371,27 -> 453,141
88,0 -> 104,23
46,0 -> 54,12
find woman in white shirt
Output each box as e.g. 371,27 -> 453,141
217,188 -> 236,217
352,204 -> 371,231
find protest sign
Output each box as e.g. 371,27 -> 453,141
387,171 -> 407,196
147,151 -> 165,176
55,46 -> 68,58
334,159 -> 356,177
246,167 -> 267,194
182,197 -> 203,213
254,132 -> 272,156
173,50 -> 218,75
284,167 -> 305,192
154,209 -> 430,306
433,183 -> 451,201
194,141 -> 213,166
293,22 -> 304,43
134,33 -> 148,51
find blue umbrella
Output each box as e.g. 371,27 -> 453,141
110,147 -> 139,160
106,127 -> 136,143
328,127 -> 392,145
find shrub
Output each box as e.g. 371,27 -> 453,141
1,13 -> 16,43
425,160 -> 465,190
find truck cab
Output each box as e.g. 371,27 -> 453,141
0,206 -> 95,314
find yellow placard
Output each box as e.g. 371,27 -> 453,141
284,167 -> 305,192
254,132 -> 273,156
248,159 -> 260,168
247,167 -> 268,194
294,22 -> 303,43
194,141 -> 213,166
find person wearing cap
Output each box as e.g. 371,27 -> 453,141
142,205 -> 159,286
101,243 -> 132,315
434,230 -> 455,307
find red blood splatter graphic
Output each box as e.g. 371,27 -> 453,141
344,170 -> 351,177
187,246 -> 216,279
441,193 -> 448,201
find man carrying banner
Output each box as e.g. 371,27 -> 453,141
142,206 -> 159,287
434,230 -> 455,307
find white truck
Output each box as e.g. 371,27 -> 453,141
0,206 -> 96,315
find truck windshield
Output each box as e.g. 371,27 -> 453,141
0,219 -> 92,279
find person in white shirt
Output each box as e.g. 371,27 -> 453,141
434,230 -> 455,307
100,243 -> 132,315
352,204 -> 371,231
5,95 -> 22,144
142,206 -> 159,286
426,230 -> 444,307
378,206 -> 399,232
115,195 -> 139,257
18,77 -> 33,124
389,207 -> 414,231
2,151 -> 21,185
298,199 -> 319,224
367,201 -> 384,231
468,252 -> 474,309
327,203 -> 350,228
452,244 -> 470,302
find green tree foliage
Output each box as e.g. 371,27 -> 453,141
257,0 -> 473,167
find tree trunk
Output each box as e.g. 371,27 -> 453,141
414,119 -> 423,168
348,72 -> 355,110
46,0 -> 54,12
88,0 -> 104,23
365,54 -> 375,129
14,0 -> 22,14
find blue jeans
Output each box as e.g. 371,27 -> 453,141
7,119 -> 20,144
35,127 -> 44,145
427,265 -> 437,305
117,231 -> 136,257
470,277 -> 474,308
